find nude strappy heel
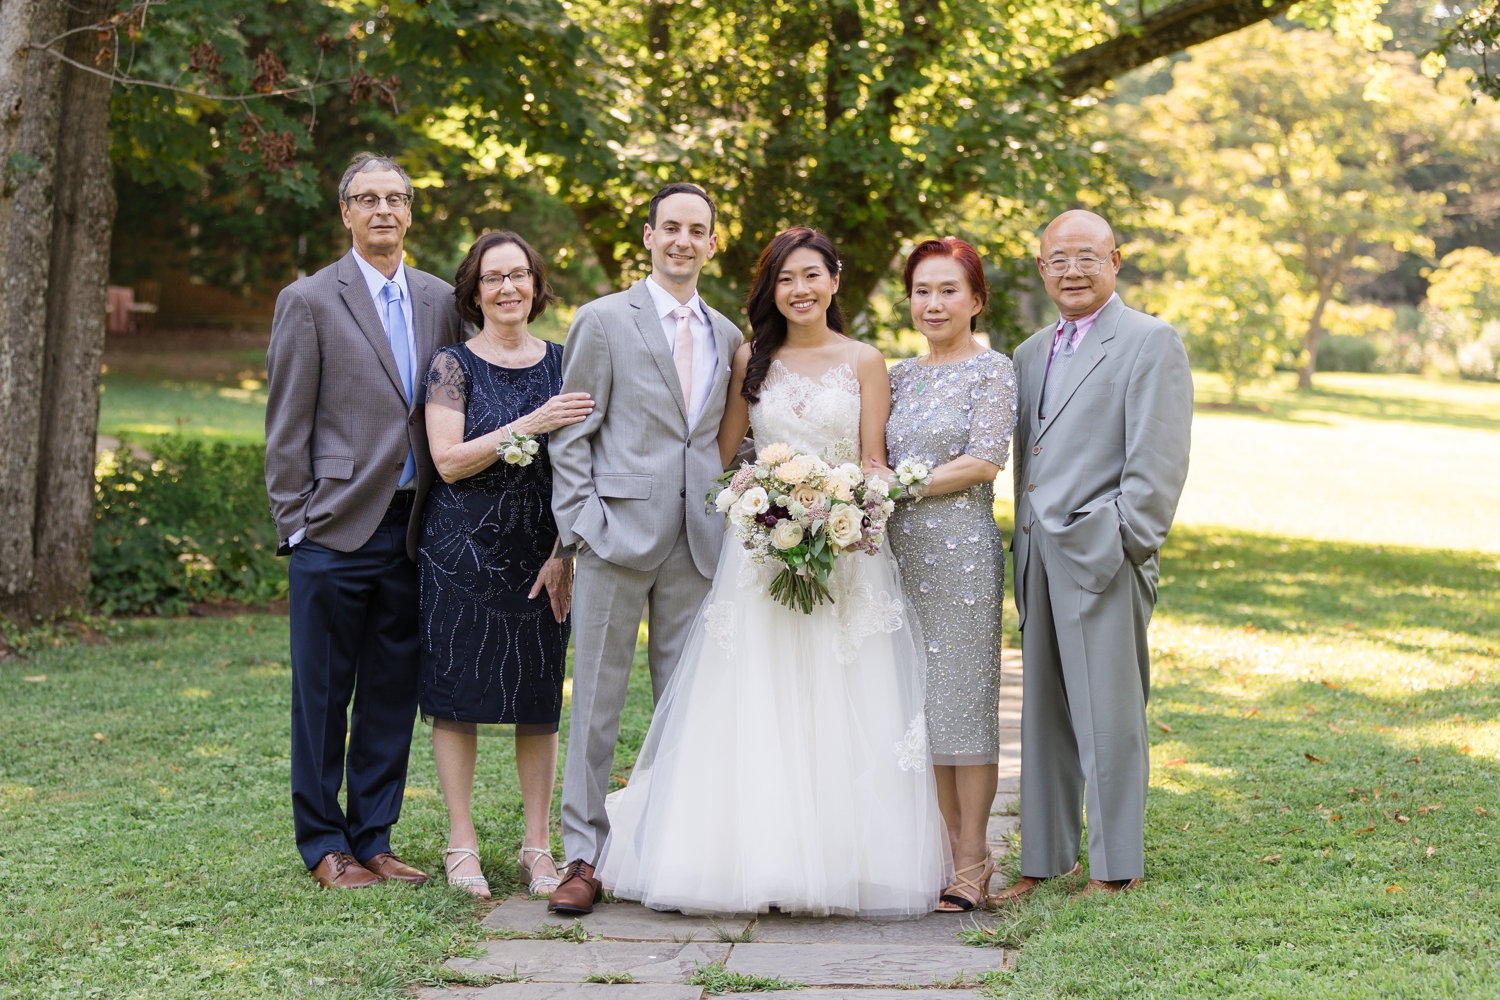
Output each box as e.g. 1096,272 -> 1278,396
443,847 -> 491,898
937,854 -> 996,911
519,846 -> 562,896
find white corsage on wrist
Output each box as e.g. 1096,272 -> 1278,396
893,458 -> 934,500
497,427 -> 541,467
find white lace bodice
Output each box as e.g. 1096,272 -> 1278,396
749,361 -> 862,463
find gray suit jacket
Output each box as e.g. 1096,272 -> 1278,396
550,280 -> 744,578
264,250 -> 464,560
1011,296 -> 1193,625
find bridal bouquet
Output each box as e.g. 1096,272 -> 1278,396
709,443 -> 902,614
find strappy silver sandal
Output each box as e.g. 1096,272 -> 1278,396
443,847 -> 491,898
519,846 -> 562,896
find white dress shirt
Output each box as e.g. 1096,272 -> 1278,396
645,275 -> 718,427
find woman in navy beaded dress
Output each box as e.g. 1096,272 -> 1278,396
419,231 -> 593,899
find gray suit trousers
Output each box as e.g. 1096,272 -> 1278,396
561,533 -> 711,865
1019,533 -> 1154,882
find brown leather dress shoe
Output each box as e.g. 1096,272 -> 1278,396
310,851 -> 383,889
362,852 -> 429,885
547,858 -> 601,915
1084,876 -> 1143,895
989,862 -> 1082,903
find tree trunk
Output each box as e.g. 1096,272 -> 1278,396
0,0 -> 64,613
30,0 -> 115,613
1297,280 -> 1335,391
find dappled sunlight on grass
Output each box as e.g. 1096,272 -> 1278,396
998,527 -> 1500,997
1191,371 -> 1500,432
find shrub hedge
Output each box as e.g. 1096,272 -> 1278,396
92,438 -> 286,615
1316,333 -> 1379,372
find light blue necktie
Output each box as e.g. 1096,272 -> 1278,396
383,280 -> 416,487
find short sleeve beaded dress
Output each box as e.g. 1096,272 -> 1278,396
885,350 -> 1018,765
417,340 -> 569,736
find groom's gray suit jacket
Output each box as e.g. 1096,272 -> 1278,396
550,279 -> 744,578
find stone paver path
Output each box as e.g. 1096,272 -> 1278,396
420,653 -> 1025,999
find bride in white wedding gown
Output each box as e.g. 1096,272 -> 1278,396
596,229 -> 950,917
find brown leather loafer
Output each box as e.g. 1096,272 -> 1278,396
547,858 -> 601,915
1083,876 -> 1143,895
310,851 -> 383,889
362,852 -> 429,885
989,862 -> 1081,903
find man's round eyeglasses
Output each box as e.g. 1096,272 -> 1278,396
1041,256 -> 1109,277
480,269 -> 534,290
347,192 -> 413,211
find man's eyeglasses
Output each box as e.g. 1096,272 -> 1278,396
480,269 -> 534,290
346,192 -> 413,211
1041,256 -> 1109,277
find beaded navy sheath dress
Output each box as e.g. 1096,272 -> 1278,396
417,340 -> 569,735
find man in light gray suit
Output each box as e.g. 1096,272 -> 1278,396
265,153 -> 463,889
996,210 -> 1193,898
547,183 -> 744,914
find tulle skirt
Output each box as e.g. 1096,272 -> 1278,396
596,533 -> 951,917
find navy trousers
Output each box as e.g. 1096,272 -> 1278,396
288,507 -> 419,869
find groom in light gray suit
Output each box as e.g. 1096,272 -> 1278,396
997,210 -> 1193,898
547,183 -> 744,914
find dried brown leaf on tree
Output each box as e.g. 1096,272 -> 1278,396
238,117 -> 260,154
349,69 -> 375,104
314,33 -> 338,52
188,42 -> 224,81
259,132 -> 298,173
252,51 -> 287,94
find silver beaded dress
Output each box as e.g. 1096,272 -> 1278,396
886,350 -> 1018,766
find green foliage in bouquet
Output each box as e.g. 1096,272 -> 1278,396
92,439 -> 285,615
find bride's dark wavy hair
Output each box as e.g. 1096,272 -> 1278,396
742,227 -> 845,405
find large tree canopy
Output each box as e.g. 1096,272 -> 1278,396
100,0 -> 1358,324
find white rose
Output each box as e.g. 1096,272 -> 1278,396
883,499 -> 896,515
715,488 -> 741,513
740,486 -> 769,515
730,503 -> 753,528
789,484 -> 826,509
838,463 -> 863,483
503,445 -> 526,465
866,475 -> 890,496
825,505 -> 863,548
523,439 -> 540,455
831,480 -> 854,503
770,520 -> 804,550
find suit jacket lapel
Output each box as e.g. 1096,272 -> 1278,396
690,310 -> 734,435
409,271 -> 438,413
337,251 -> 408,403
629,280 -> 689,425
1035,298 -> 1121,443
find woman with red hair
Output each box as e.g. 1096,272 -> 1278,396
886,237 -> 1018,910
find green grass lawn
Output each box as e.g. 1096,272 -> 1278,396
0,622 -> 657,1000
3,532 -> 1496,998
98,376 -> 269,445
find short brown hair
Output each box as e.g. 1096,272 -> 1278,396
452,231 -> 555,326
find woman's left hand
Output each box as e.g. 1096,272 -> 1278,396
529,556 -> 574,623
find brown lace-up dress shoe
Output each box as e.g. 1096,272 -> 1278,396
547,859 -> 601,915
362,852 -> 429,885
1083,876 -> 1143,895
310,851 -> 383,889
988,862 -> 1081,904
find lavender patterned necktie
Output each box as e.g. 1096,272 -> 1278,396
1039,320 -> 1077,420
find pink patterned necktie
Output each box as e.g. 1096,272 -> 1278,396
672,305 -> 695,408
